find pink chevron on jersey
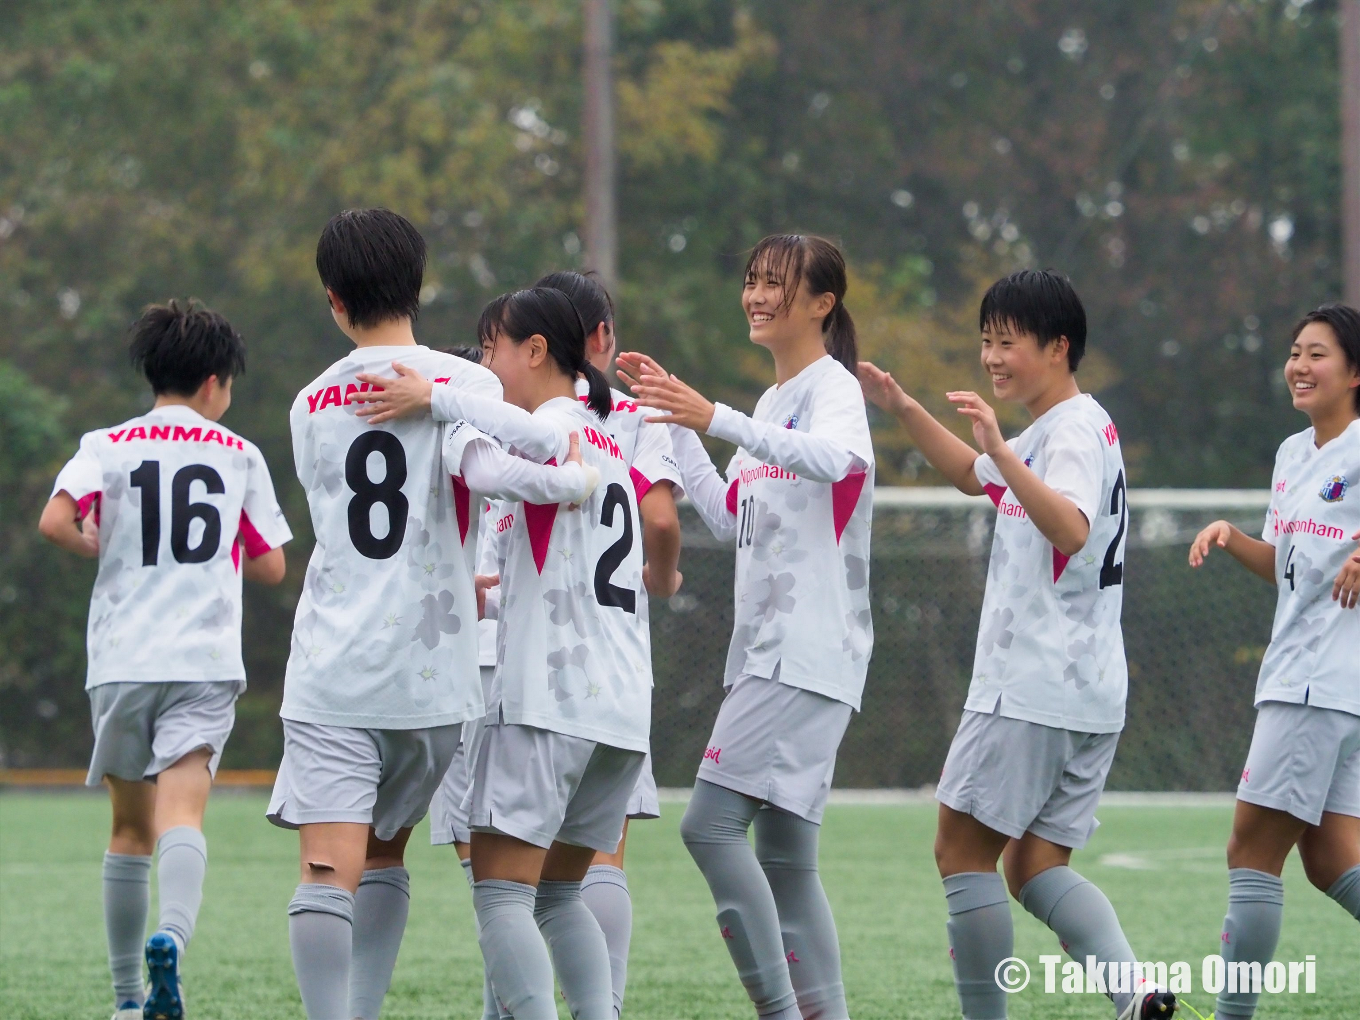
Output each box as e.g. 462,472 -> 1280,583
523,501 -> 559,574
831,471 -> 868,543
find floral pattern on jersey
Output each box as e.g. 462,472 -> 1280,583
544,582 -> 602,638
197,596 -> 235,633
979,607 -> 1016,655
413,589 -> 461,650
312,442 -> 346,497
843,609 -> 873,660
406,536 -> 455,591
782,480 -> 810,513
292,609 -> 327,660
1285,548 -> 1327,590
306,560 -> 369,607
1062,636 -> 1098,690
844,554 -> 868,591
751,571 -> 797,622
546,644 -> 590,701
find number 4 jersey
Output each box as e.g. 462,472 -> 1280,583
51,404 -> 292,689
285,345 -> 501,730
968,393 -> 1129,734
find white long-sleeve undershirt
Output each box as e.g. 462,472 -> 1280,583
706,403 -> 866,484
459,439 -> 597,505
432,386 -> 559,463
667,425 -> 738,543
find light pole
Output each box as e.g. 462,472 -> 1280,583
582,0 -> 618,293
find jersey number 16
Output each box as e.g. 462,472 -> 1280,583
129,460 -> 225,566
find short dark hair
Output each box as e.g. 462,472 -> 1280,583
436,345 -> 483,364
316,208 -> 425,329
476,287 -> 611,419
535,270 -> 614,336
128,299 -> 246,396
979,269 -> 1087,371
1291,303 -> 1360,412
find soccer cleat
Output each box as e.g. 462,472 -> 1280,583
142,933 -> 185,1019
113,1003 -> 143,1020
1117,988 -> 1177,1020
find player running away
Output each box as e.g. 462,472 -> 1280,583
858,269 -> 1176,1020
271,213 -> 596,1020
39,301 -> 292,1020
352,269 -> 684,1020
619,233 -> 874,1020
1188,303 -> 1360,1020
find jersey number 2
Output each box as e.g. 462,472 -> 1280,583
594,482 -> 637,613
129,460 -> 224,566
1098,470 -> 1127,589
346,432 -> 408,560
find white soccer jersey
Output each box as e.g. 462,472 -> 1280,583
489,397 -> 653,751
1257,419 -> 1360,716
283,345 -> 502,730
50,404 -> 292,689
572,380 -> 685,503
475,502 -> 500,668
672,355 -> 876,710
968,393 -> 1129,734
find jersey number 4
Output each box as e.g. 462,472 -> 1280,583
129,460 -> 224,566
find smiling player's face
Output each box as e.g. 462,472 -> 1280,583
979,325 -> 1069,405
1285,321 -> 1359,419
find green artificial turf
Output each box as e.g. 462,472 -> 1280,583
1,793 -> 1355,1018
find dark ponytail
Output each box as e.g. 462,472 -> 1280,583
535,270 -> 614,337
476,287 -> 611,419
744,233 -> 858,372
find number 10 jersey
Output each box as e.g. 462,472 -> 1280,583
51,404 -> 292,690
968,393 -> 1130,734
284,345 -> 501,730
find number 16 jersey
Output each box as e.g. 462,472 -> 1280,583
968,393 -> 1129,734
51,404 -> 292,690
284,345 -> 501,730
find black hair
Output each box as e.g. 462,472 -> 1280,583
979,269 -> 1087,371
436,345 -> 483,364
128,299 -> 246,396
476,287 -> 610,419
1291,303 -> 1360,412
535,270 -> 614,337
316,208 -> 425,329
743,233 -> 857,372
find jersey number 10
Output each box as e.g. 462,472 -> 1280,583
129,460 -> 225,566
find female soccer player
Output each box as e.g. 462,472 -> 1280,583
617,233 -> 874,1020
1188,303 -> 1360,1020
858,269 -> 1175,1020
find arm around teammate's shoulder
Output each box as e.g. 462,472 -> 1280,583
456,432 -> 599,506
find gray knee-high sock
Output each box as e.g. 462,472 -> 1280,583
535,879 -> 614,1019
753,807 -> 847,1020
349,866 -> 410,1020
156,826 -> 207,954
1018,866 -> 1140,1016
460,858 -> 501,1020
580,865 -> 633,1019
680,780 -> 800,1020
1326,864 -> 1360,920
288,883 -> 355,1020
104,852 -> 151,1007
473,879 -> 557,1020
943,872 -> 1012,1020
1215,869 -> 1284,1020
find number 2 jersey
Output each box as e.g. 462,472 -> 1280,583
51,404 -> 292,689
969,393 -> 1129,734
1257,419 -> 1360,716
284,345 -> 502,730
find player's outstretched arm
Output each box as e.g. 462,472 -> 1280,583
950,390 -> 1092,556
1187,520 -> 1276,582
857,361 -> 984,496
639,481 -> 682,599
38,492 -> 98,558
1330,530 -> 1360,609
458,431 -> 600,507
242,546 -> 286,585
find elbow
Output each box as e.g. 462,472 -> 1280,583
1055,526 -> 1091,559
247,549 -> 287,586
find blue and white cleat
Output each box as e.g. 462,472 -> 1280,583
142,933 -> 185,1019
113,1003 -> 143,1020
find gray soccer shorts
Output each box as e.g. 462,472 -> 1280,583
627,753 -> 660,820
430,665 -> 494,846
267,719 -> 462,842
695,672 -> 853,825
1237,701 -> 1360,825
467,721 -> 645,854
935,705 -> 1120,850
86,680 -> 243,787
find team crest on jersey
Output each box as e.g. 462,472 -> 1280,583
781,413 -> 799,430
1319,475 -> 1348,503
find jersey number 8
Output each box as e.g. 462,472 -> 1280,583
346,432 -> 408,560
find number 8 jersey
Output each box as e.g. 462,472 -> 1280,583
51,404 -> 292,690
968,393 -> 1129,733
285,345 -> 501,730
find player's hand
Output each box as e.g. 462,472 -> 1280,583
1333,530 -> 1360,609
475,573 -> 499,621
1189,520 -> 1234,568
857,361 -> 916,418
564,431 -> 599,510
643,563 -> 683,599
349,363 -> 433,423
947,391 -> 1005,456
617,352 -> 715,432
